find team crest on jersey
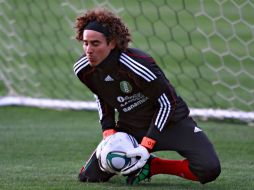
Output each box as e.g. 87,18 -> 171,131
120,81 -> 132,94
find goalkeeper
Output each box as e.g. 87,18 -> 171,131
74,7 -> 221,185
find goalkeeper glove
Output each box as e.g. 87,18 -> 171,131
121,144 -> 149,175
96,129 -> 116,173
121,136 -> 156,175
96,129 -> 116,158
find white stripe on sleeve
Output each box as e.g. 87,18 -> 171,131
73,57 -> 89,75
155,93 -> 171,131
120,53 -> 157,82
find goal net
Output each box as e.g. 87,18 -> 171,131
0,0 -> 254,122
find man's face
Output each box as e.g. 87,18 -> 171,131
83,30 -> 115,67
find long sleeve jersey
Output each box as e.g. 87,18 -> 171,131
73,48 -> 190,142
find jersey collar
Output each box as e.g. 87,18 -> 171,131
95,49 -> 120,73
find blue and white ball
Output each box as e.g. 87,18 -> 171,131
99,132 -> 138,174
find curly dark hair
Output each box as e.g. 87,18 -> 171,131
75,7 -> 131,51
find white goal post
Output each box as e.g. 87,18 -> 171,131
0,0 -> 254,122
0,96 -> 254,123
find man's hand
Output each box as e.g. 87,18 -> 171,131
96,129 -> 116,159
121,144 -> 150,175
95,138 -> 106,160
96,137 -> 117,173
96,129 -> 116,173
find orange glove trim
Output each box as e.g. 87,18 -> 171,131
141,136 -> 156,150
103,129 -> 116,139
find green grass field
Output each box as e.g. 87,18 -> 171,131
0,106 -> 253,190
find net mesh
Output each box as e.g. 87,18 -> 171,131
0,0 -> 254,121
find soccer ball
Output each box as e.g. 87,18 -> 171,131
99,132 -> 139,173
106,151 -> 132,172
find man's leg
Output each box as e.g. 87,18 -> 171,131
151,117 -> 220,184
79,150 -> 115,182
126,117 -> 221,184
149,158 -> 198,181
126,155 -> 198,184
